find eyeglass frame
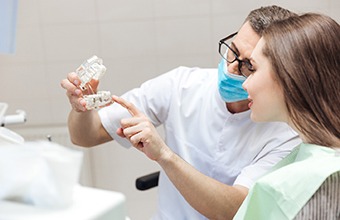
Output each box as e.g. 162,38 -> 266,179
218,32 -> 254,78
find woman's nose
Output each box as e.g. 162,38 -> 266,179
242,75 -> 251,91
242,81 -> 247,91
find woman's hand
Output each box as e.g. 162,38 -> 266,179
112,95 -> 170,161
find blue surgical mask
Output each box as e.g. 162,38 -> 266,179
218,59 -> 248,102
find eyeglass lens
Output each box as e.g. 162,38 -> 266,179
220,37 -> 253,78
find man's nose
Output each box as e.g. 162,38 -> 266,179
227,61 -> 239,75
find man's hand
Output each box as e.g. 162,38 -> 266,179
60,72 -> 99,112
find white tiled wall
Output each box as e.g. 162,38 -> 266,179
1,0 -> 339,125
1,0 -> 339,219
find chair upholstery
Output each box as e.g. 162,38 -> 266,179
136,171 -> 340,219
294,171 -> 340,220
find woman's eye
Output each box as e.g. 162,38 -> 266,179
245,61 -> 255,72
249,67 -> 256,72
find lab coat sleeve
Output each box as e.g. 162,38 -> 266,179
98,67 -> 183,148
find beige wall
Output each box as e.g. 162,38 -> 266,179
1,0 -> 339,219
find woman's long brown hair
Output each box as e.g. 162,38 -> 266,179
262,13 -> 340,147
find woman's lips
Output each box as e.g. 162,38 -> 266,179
248,98 -> 253,108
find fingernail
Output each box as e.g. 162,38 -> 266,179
74,80 -> 79,85
75,89 -> 81,95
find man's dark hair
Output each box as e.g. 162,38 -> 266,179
245,5 -> 298,36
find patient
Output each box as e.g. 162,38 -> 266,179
234,13 -> 340,219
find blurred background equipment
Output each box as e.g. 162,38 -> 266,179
0,0 -> 18,54
0,102 -> 26,145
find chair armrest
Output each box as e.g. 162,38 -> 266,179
135,171 -> 160,191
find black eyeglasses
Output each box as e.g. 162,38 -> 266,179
218,32 -> 254,78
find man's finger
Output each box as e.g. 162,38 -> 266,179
112,95 -> 141,117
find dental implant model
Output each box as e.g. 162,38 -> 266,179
76,55 -> 113,110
